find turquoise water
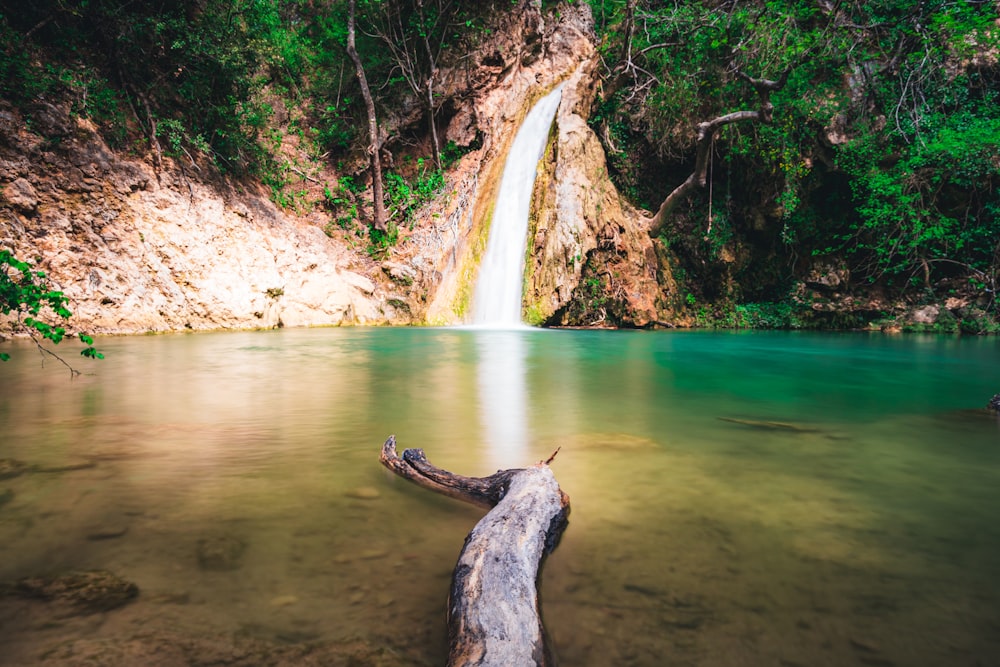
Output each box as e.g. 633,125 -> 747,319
1,328 -> 998,665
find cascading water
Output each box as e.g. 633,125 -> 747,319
471,85 -> 563,327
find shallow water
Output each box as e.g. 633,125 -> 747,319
0,328 -> 998,665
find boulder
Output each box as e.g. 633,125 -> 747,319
3,178 -> 38,214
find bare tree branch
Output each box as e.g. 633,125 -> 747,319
648,69 -> 789,237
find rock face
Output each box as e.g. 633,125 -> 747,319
417,1 -> 605,324
0,110 -> 383,334
524,51 -> 676,328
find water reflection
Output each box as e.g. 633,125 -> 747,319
476,330 -> 529,470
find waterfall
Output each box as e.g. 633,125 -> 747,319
472,85 -> 563,327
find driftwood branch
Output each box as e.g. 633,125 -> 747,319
380,436 -> 570,667
647,68 -> 789,237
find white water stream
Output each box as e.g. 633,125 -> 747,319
472,85 -> 563,326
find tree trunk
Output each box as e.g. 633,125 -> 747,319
347,0 -> 388,233
426,80 -> 441,171
379,436 -> 570,667
619,0 -> 637,66
417,0 -> 442,171
647,71 -> 788,237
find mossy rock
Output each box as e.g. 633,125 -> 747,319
12,570 -> 139,613
196,535 -> 247,571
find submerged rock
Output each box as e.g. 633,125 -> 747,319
988,393 -> 1000,413
85,524 -> 129,541
35,461 -> 98,474
0,459 -> 98,482
0,459 -> 29,480
196,535 -> 247,571
12,570 -> 138,613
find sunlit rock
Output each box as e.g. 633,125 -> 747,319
3,178 -> 38,214
346,486 -> 381,500
910,305 -> 940,324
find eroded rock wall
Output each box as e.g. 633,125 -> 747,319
0,104 -> 384,334
413,1 -> 600,324
525,43 -> 677,327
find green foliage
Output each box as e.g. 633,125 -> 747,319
315,104 -> 358,153
732,302 -> 804,329
1,0 -> 295,172
1,250 -> 103,365
837,109 -> 1000,285
563,258 -> 611,324
323,181 -> 360,235
385,158 -> 445,227
366,224 -> 399,259
319,156 -> 445,249
440,140 -> 472,169
0,21 -> 65,105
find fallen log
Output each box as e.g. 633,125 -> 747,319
379,436 -> 570,667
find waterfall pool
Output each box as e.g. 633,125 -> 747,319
0,327 -> 998,666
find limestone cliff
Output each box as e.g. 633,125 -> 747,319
413,2 -> 676,328
1,102 -> 382,333
402,1 -> 604,325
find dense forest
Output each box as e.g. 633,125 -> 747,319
2,0 -> 998,334
587,0 -> 1000,331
